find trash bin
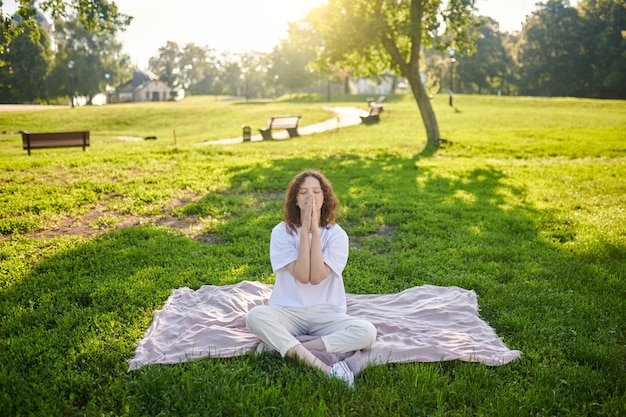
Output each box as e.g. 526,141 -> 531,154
242,126 -> 251,142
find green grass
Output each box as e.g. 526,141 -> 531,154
1,94 -> 625,416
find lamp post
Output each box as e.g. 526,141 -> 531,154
273,74 -> 279,95
244,69 -> 249,102
240,55 -> 249,102
104,73 -> 112,104
448,48 -> 456,107
68,60 -> 75,108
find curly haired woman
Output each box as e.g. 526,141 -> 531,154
246,170 -> 377,387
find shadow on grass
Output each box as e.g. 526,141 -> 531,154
2,153 -> 625,415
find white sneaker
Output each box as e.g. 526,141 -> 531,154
328,361 -> 354,387
254,342 -> 273,356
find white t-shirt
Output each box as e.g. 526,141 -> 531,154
269,222 -> 349,313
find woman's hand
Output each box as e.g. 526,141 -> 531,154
301,195 -> 319,233
290,195 -> 328,284
300,196 -> 311,233
309,196 -> 320,235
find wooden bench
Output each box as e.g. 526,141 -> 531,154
367,95 -> 386,108
360,105 -> 383,124
21,130 -> 90,156
259,115 -> 301,140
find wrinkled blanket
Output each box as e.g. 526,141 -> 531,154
128,281 -> 520,374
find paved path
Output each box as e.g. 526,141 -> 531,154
0,104 -> 67,112
203,106 -> 367,145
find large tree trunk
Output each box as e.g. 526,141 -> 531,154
407,73 -> 440,145
381,0 -> 441,148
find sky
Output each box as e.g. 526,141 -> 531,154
4,0 -> 579,69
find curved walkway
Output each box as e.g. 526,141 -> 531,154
203,106 -> 367,145
0,104 -> 67,112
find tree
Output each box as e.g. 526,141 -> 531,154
2,1 -> 131,103
1,0 -> 131,53
269,21 -> 319,94
178,43 -> 214,96
499,31 -> 521,96
515,0 -> 587,96
51,17 -> 131,104
149,41 -> 182,91
216,51 -> 243,97
0,22 -> 51,103
181,44 -> 219,96
455,16 -> 511,95
423,22 -> 520,99
238,51 -> 270,100
578,0 -> 626,98
305,0 -> 477,146
149,42 -> 227,97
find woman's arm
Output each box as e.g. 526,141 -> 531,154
287,231 -> 311,283
286,196 -> 331,284
309,227 -> 331,284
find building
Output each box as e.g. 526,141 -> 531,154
115,69 -> 172,102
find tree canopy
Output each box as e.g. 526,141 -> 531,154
305,0 -> 477,146
0,22 -> 51,102
2,0 -> 130,58
1,0 -> 623,106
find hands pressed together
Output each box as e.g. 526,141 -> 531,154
300,195 -> 320,236
286,193 -> 331,285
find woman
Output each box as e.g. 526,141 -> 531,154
246,170 -> 377,387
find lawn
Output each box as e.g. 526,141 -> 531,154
0,94 -> 625,416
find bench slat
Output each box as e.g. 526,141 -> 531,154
259,115 -> 301,140
270,117 -> 300,127
22,131 -> 90,155
270,121 -> 299,129
25,139 -> 87,148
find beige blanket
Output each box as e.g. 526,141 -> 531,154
128,281 -> 520,374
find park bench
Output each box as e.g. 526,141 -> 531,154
360,105 -> 383,124
259,115 -> 301,140
367,95 -> 386,108
21,130 -> 90,156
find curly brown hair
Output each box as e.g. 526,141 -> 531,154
283,170 -> 338,234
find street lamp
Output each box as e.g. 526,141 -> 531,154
243,68 -> 249,102
448,48 -> 456,107
105,73 -> 112,104
68,60 -> 75,108
240,55 -> 249,102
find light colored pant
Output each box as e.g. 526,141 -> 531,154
246,304 -> 377,357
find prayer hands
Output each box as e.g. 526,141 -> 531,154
302,195 -> 320,235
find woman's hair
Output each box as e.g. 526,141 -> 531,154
283,170 -> 338,234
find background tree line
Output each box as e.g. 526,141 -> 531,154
1,0 -> 624,106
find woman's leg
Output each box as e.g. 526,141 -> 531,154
286,344 -> 330,373
301,338 -> 327,351
246,305 -> 330,372
299,313 -> 371,387
310,313 -> 377,354
246,305 -> 303,356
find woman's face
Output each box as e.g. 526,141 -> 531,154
296,176 -> 324,212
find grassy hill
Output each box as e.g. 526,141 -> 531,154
1,94 -> 625,416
